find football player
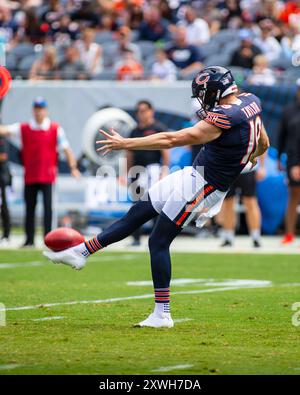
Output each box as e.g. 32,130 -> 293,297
44,66 -> 269,328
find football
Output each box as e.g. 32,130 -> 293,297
44,227 -> 85,252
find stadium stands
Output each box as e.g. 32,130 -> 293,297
0,1 -> 299,83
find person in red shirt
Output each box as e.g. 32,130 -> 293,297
116,48 -> 144,80
0,97 -> 80,247
278,1 -> 300,24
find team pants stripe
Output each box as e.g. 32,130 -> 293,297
175,184 -> 215,226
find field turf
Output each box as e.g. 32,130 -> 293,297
0,249 -> 299,375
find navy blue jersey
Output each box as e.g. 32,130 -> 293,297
193,93 -> 263,191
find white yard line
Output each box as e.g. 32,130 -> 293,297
127,279 -> 272,287
0,254 -> 137,269
173,318 -> 193,323
152,364 -> 194,372
0,261 -> 45,269
1,285 -> 270,312
31,316 -> 65,322
0,364 -> 21,371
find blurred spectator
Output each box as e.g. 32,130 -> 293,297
150,48 -> 177,81
179,5 -> 210,46
247,54 -> 276,85
255,0 -> 282,21
70,0 -> 100,27
277,78 -> 300,245
108,0 -> 144,14
57,46 -> 87,80
116,48 -> 144,80
123,1 -> 144,29
230,30 -> 261,69
29,46 -> 58,80
167,26 -> 203,78
99,12 -> 118,32
0,6 -> 18,44
113,26 -> 141,65
50,14 -> 80,44
76,28 -> 103,77
222,0 -> 243,26
40,0 -> 64,26
281,24 -> 300,60
138,6 -> 169,42
278,0 -> 300,25
158,0 -> 175,23
22,7 -> 49,44
254,19 -> 282,62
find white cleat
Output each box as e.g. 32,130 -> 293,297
43,246 -> 86,270
134,312 -> 174,328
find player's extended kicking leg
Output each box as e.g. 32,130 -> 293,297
43,167 -> 226,327
43,197 -> 159,269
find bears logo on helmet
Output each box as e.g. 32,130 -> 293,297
195,72 -> 210,86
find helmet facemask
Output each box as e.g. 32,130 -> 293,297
194,87 -> 221,120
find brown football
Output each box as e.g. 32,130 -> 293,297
44,227 -> 85,252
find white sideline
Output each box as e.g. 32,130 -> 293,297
2,285 -> 270,312
152,364 -> 194,372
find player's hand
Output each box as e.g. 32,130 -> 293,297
249,154 -> 257,169
96,128 -> 126,156
290,165 -> 300,181
256,167 -> 266,181
71,168 -> 81,178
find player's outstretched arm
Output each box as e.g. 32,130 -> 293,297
96,122 -> 221,155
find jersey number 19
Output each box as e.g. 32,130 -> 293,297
241,115 -> 262,165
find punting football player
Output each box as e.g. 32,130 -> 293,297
44,66 -> 270,328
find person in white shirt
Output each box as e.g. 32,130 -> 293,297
247,54 -> 276,86
0,97 -> 80,247
76,28 -> 103,77
179,5 -> 210,46
151,48 -> 177,81
254,19 -> 282,63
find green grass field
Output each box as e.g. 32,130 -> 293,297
0,249 -> 299,375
